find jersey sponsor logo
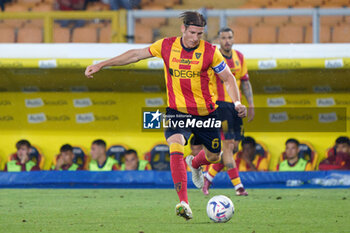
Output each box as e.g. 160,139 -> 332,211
169,68 -> 201,78
171,57 -> 200,65
317,98 -> 335,107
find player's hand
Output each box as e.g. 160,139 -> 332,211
235,103 -> 247,118
85,64 -> 102,79
55,155 -> 64,170
248,106 -> 255,122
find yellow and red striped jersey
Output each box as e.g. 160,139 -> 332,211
149,37 -> 226,116
212,49 -> 249,103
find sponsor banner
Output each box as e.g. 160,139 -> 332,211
267,97 -> 286,107
145,97 -> 164,107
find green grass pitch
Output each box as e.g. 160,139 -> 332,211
0,189 -> 349,233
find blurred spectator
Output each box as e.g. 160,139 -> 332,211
4,140 -> 40,172
104,0 -> 140,10
89,139 -> 119,171
234,137 -> 268,171
121,149 -> 151,170
319,136 -> 350,170
276,138 -> 312,171
56,0 -> 85,27
52,144 -> 83,171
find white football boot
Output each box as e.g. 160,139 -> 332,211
175,201 -> 193,220
185,155 -> 204,189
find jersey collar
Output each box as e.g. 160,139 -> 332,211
180,37 -> 199,52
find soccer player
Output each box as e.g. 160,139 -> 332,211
84,11 -> 246,220
4,140 -> 40,172
202,27 -> 254,196
319,136 -> 350,170
89,139 -> 119,171
276,138 -> 313,171
52,144 -> 82,171
121,149 -> 151,171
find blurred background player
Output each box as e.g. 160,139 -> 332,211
203,27 -> 255,196
276,138 -> 312,171
4,140 -> 40,172
234,136 -> 268,172
319,136 -> 350,170
84,11 -> 247,220
89,139 -> 119,171
121,149 -> 151,171
52,144 -> 82,171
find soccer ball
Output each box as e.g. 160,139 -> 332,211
206,195 -> 234,223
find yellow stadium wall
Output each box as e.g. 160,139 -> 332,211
0,91 -> 349,171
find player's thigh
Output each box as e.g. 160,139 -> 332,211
193,127 -> 221,161
217,101 -> 244,142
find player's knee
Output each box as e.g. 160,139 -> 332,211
223,140 -> 236,152
206,152 -> 221,162
167,134 -> 185,146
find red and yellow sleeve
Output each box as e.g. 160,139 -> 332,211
148,39 -> 164,58
240,54 -> 249,81
211,48 -> 226,74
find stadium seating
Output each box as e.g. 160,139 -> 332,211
251,25 -> 277,43
144,143 -> 170,171
99,25 -> 112,43
106,144 -> 128,165
279,141 -> 319,170
53,26 -> 71,43
0,27 -> 15,43
332,24 -> 350,42
71,27 -> 98,43
8,145 -> 45,169
305,25 -> 331,43
17,27 -> 43,43
229,24 -> 250,43
278,24 -> 304,43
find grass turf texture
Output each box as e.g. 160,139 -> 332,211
0,189 -> 349,233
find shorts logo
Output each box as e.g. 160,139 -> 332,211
195,53 -> 201,59
143,109 -> 162,129
174,182 -> 182,192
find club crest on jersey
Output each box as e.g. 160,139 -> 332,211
175,182 -> 182,192
195,53 -> 201,59
235,61 -> 239,66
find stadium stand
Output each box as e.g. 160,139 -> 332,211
106,144 -> 128,165
144,143 -> 170,171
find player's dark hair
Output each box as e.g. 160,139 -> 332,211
92,139 -> 106,148
286,138 -> 299,147
218,27 -> 233,36
335,136 -> 350,145
241,136 -> 256,147
125,149 -> 138,158
180,11 -> 206,28
16,139 -> 31,149
60,144 -> 73,153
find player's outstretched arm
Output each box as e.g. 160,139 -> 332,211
241,80 -> 255,122
218,66 -> 247,118
85,47 -> 153,79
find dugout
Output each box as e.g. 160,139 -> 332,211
0,43 -> 349,170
